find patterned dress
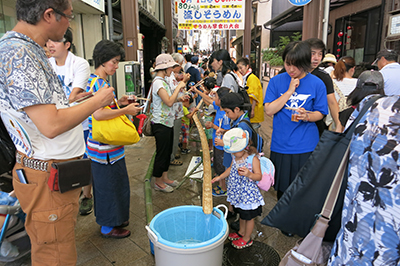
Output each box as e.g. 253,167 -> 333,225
227,154 -> 265,210
329,95 -> 400,265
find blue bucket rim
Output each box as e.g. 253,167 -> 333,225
149,205 -> 227,249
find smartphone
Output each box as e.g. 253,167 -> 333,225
15,169 -> 28,184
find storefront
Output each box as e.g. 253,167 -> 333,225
0,0 -> 105,66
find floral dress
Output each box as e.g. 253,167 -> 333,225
329,95 -> 400,265
227,154 -> 265,210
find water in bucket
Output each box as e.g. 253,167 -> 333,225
150,206 -> 226,249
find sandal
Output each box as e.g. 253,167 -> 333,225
170,159 -> 183,166
212,186 -> 227,197
231,238 -> 253,249
228,232 -> 243,241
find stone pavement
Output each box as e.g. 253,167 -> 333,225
0,115 -> 300,266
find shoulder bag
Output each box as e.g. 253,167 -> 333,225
0,116 -> 16,175
262,95 -> 384,241
142,77 -> 162,137
90,78 -> 140,145
279,146 -> 350,266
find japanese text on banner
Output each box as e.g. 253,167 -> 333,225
177,0 -> 245,30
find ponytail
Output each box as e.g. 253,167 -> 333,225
333,56 -> 355,81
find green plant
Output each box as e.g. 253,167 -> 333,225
262,32 -> 302,66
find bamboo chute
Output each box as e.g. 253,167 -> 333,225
192,99 -> 213,214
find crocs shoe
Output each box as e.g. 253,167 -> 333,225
212,186 -> 227,197
228,232 -> 243,241
79,197 -> 93,216
232,238 -> 253,249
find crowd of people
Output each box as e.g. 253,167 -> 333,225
1,0 -> 400,264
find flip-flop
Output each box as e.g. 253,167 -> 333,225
232,238 -> 253,249
170,159 -> 183,166
228,232 -> 243,241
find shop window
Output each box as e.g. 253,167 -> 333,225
333,7 -> 380,65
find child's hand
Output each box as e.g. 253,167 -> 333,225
211,176 -> 220,183
205,121 -> 213,129
238,166 -> 250,177
216,128 -> 224,135
214,138 -> 223,146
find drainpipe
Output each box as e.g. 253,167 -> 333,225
322,0 -> 330,45
108,0 -> 123,41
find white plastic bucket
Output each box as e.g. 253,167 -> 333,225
146,204 -> 228,266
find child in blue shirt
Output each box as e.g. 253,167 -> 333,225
191,86 -> 231,196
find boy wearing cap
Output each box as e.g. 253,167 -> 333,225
374,49 -> 400,96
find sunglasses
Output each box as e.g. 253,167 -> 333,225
52,8 -> 74,21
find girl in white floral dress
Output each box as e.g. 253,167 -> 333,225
212,127 -> 264,249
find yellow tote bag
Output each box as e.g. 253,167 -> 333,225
90,78 -> 140,146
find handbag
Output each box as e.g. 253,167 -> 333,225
89,78 -> 140,145
262,95 -> 384,241
142,77 -> 161,137
0,116 -> 16,175
48,159 -> 92,193
279,146 -> 350,266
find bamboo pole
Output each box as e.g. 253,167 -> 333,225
192,99 -> 213,214
144,152 -> 156,224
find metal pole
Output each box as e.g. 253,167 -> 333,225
322,0 -> 330,45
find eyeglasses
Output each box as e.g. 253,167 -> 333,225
52,8 -> 74,21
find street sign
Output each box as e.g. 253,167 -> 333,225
177,0 -> 245,30
288,0 -> 312,6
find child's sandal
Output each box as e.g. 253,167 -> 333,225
228,232 -> 243,241
231,238 -> 253,249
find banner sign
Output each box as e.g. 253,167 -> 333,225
177,0 -> 245,30
288,0 -> 312,6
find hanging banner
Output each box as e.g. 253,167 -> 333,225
288,0 -> 312,6
177,0 -> 245,30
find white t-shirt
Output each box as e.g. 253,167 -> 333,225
333,78 -> 357,102
49,52 -> 90,130
165,72 -> 184,119
150,77 -> 175,127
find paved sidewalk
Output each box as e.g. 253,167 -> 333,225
0,115 -> 300,266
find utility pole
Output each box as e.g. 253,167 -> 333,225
120,0 -> 139,60
243,0 -> 252,58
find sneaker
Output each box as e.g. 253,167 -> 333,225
154,183 -> 174,193
181,148 -> 191,154
165,180 -> 179,187
79,197 -> 93,216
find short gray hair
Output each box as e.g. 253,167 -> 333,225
171,53 -> 184,64
16,0 -> 70,25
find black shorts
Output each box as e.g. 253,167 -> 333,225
232,205 -> 262,221
213,147 -> 225,176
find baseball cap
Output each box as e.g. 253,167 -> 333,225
191,56 -> 199,64
223,128 -> 249,153
372,49 -> 398,66
356,70 -> 384,91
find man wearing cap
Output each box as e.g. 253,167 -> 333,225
374,49 -> 400,95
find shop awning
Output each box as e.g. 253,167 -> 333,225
139,5 -> 166,31
263,0 -> 357,30
263,6 -> 302,30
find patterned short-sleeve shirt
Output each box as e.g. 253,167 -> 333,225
329,95 -> 400,265
0,31 -> 84,160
